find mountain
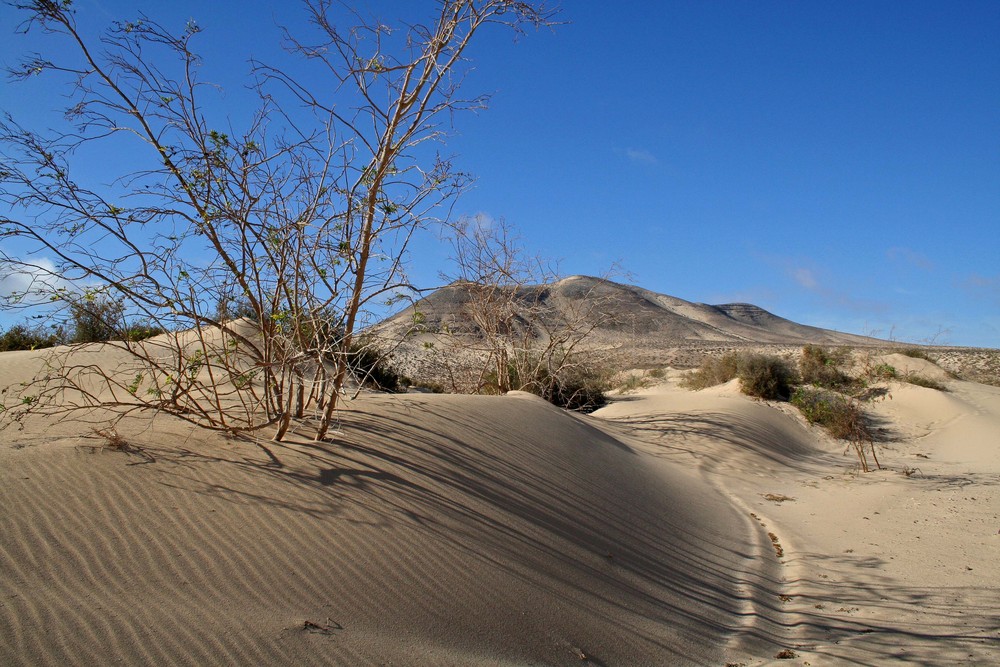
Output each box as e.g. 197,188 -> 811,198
376,275 -> 878,347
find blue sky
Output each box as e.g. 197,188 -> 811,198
2,1 -> 998,347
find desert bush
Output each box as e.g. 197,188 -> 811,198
499,356 -> 608,412
799,344 -> 853,390
0,323 -> 65,351
737,353 -> 795,400
790,388 -> 869,439
1,0 -> 556,443
69,297 -> 125,343
680,353 -> 739,390
541,367 -> 608,412
791,387 -> 880,471
865,362 -> 898,382
904,374 -> 947,391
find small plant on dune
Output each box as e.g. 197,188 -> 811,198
124,322 -> 167,343
895,347 -> 936,362
790,387 -> 880,471
680,352 -> 739,390
499,356 -> 609,412
866,362 -> 898,382
799,344 -> 854,390
92,427 -> 131,452
904,374 -> 947,391
736,353 -> 796,400
681,351 -> 795,400
617,373 -> 650,394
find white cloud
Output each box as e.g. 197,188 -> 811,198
792,267 -> 818,290
887,246 -> 934,271
0,256 -> 70,306
962,273 -> 1000,304
625,148 -> 658,165
466,211 -> 494,233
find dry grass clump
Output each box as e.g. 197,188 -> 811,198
616,372 -> 651,394
681,351 -> 795,400
680,353 -> 739,390
894,347 -> 936,362
904,374 -> 948,391
864,361 -> 898,382
799,344 -> 854,390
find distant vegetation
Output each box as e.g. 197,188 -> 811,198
680,351 -> 793,400
736,353 -> 796,401
681,343 -> 955,472
894,347 -> 936,362
679,353 -> 739,390
0,297 -> 165,351
0,323 -> 63,352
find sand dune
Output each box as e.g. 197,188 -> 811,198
2,342 -> 999,665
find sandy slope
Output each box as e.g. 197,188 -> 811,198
2,343 -> 998,665
595,374 -> 1000,665
0,344 -> 777,666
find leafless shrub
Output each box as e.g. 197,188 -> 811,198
0,1 -> 557,440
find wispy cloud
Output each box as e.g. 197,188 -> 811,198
465,211 -> 495,233
887,246 -> 934,271
961,273 -> 1000,304
792,267 -> 818,290
625,148 -> 658,165
0,255 -> 69,306
753,249 -> 889,316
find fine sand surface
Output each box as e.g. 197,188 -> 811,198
2,344 -> 999,665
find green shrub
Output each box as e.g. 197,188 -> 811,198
124,321 -> 166,342
799,344 -> 853,389
790,388 -> 871,441
69,297 -> 125,343
737,353 -> 795,400
0,323 -> 64,351
866,362 -> 898,381
680,353 -> 739,390
904,374 -> 947,391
